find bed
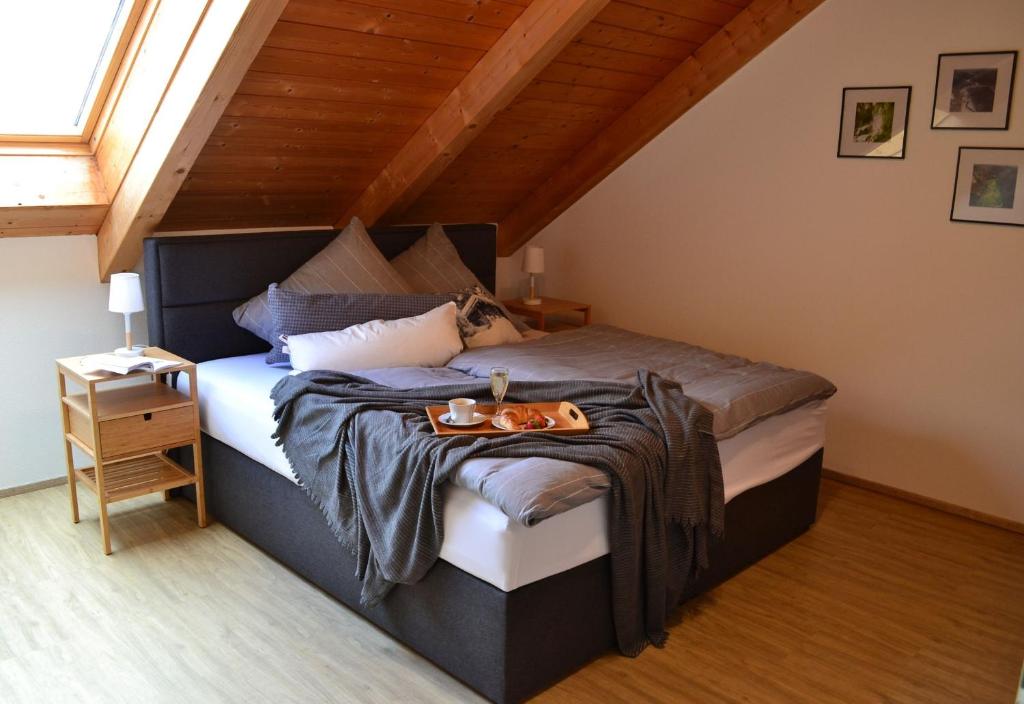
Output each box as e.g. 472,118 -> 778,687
146,227 -> 827,704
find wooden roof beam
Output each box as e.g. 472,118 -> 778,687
96,0 -> 287,281
497,0 -> 825,256
335,0 -> 610,230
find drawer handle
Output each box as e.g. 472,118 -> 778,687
143,412 -> 153,421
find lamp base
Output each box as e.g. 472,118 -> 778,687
521,297 -> 542,306
114,346 -> 145,357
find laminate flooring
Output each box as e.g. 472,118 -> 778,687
1,479 -> 1021,703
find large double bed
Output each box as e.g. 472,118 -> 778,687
146,226 -> 830,703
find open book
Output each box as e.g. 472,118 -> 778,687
81,354 -> 182,375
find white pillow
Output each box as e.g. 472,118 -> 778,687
284,302 -> 464,373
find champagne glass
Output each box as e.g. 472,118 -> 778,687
490,367 -> 510,417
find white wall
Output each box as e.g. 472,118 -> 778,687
0,236 -> 140,490
501,0 -> 1024,522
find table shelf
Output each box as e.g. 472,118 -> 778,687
62,383 -> 191,421
75,454 -> 196,503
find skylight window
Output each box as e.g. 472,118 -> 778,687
0,0 -> 134,140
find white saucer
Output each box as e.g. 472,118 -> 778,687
439,412 -> 488,427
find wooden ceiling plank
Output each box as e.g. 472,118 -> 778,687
283,0 -> 504,50
518,80 -> 642,109
335,0 -> 612,228
200,137 -> 401,159
500,99 -> 622,123
598,2 -> 722,43
238,71 -> 450,110
189,153 -> 388,174
615,0 -> 744,27
250,46 -> 465,90
330,0 -> 527,29
209,117 -> 412,147
541,60 -> 661,93
557,41 -> 680,76
96,0 -> 289,280
156,212 -> 332,231
266,21 -> 483,70
497,0 -> 824,255
222,93 -> 429,127
575,21 -> 699,61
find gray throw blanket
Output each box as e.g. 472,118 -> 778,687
271,370 -> 724,656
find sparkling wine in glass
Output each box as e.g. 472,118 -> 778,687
490,367 -> 510,416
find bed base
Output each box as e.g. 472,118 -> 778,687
177,440 -> 823,703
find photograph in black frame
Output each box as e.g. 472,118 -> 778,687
931,51 -> 1017,130
837,86 -> 912,159
950,147 -> 1024,227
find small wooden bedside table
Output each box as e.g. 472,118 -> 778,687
56,347 -> 207,554
503,297 -> 591,332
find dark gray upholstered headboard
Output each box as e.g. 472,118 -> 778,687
144,224 -> 497,363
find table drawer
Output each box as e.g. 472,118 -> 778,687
99,406 -> 195,457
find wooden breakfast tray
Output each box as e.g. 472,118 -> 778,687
426,401 -> 589,437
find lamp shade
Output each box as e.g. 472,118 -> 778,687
522,246 -> 545,274
108,272 -> 144,314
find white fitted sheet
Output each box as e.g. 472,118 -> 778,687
181,354 -> 826,592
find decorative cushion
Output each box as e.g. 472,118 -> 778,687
266,285 -> 456,365
391,222 -> 529,332
233,217 -> 412,343
285,302 -> 464,373
453,286 -> 523,349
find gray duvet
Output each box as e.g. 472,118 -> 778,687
351,325 -> 835,528
448,324 -> 837,440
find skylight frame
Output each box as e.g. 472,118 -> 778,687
0,0 -> 145,145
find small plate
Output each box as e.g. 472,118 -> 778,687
439,412 -> 488,427
491,415 -> 556,431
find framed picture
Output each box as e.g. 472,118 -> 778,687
837,86 -> 911,159
950,147 -> 1024,227
931,51 -> 1017,129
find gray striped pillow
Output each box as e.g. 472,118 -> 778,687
392,223 -> 529,332
233,217 -> 412,343
391,222 -> 483,293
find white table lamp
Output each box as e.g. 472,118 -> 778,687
522,246 -> 545,305
108,272 -> 145,357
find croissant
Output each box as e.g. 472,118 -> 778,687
499,405 -> 528,426
499,406 -> 546,429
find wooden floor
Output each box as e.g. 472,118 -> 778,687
1,480 -> 1021,703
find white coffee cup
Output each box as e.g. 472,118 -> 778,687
448,398 -> 476,423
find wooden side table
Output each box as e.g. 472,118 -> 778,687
503,297 -> 591,332
56,347 -> 207,554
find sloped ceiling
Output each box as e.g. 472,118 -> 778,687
159,0 -> 821,252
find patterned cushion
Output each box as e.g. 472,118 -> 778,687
453,286 -> 523,349
392,223 -> 529,332
266,285 -> 455,365
233,217 -> 412,343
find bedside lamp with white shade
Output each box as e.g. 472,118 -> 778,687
108,272 -> 145,357
521,246 -> 545,305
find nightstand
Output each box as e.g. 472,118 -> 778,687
56,347 -> 206,554
503,297 -> 591,332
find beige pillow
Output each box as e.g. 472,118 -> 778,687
392,222 -> 529,332
233,217 -> 412,342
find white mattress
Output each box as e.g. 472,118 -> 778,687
181,354 -> 826,592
